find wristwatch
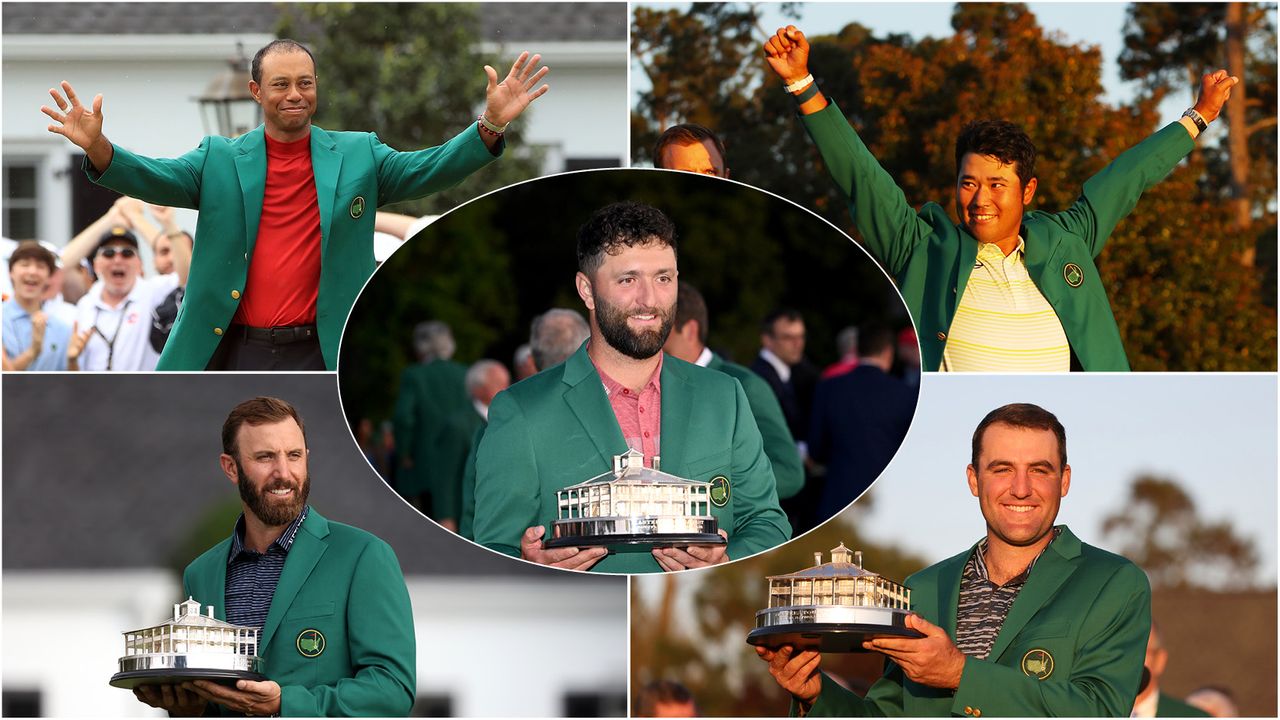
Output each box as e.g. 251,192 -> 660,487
1181,107 -> 1208,133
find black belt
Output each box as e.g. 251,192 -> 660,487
235,324 -> 318,345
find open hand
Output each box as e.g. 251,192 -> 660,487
187,678 -> 281,717
483,51 -> 550,127
764,26 -> 812,85
133,684 -> 206,717
42,81 -> 104,152
862,613 -> 966,690
755,644 -> 822,709
1193,69 -> 1240,124
519,524 -> 607,570
652,529 -> 729,571
66,322 -> 91,363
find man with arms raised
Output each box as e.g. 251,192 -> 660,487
473,202 -> 791,572
134,397 -> 415,717
43,40 -> 548,370
764,26 -> 1238,371
758,403 -> 1150,716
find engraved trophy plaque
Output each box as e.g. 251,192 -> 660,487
109,598 -> 267,689
544,448 -> 727,553
747,544 -> 924,652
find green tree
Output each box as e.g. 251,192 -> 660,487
275,3 -> 544,216
1102,475 -> 1260,590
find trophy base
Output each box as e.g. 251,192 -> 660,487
545,532 -> 726,553
110,668 -> 268,690
747,623 -> 925,653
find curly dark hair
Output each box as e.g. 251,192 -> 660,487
576,201 -> 677,275
955,120 -> 1037,188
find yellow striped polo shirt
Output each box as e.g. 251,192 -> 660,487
940,239 -> 1069,372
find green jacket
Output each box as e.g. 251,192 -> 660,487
707,353 -> 804,499
457,421 -> 487,540
801,103 -> 1195,371
392,359 -> 471,499
86,124 -> 498,370
183,509 -> 416,717
473,342 -> 792,573
806,526 -> 1150,717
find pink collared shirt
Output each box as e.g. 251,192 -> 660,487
594,354 -> 663,467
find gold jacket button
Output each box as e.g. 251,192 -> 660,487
973,710 -> 982,718
231,290 -> 241,300
936,331 -> 947,341
214,327 -> 223,336
964,707 -> 973,716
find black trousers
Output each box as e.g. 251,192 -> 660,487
206,325 -> 326,371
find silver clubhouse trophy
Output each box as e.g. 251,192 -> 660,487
544,448 -> 727,553
747,544 -> 924,652
110,598 -> 267,689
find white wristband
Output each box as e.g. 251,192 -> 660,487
784,74 -> 814,94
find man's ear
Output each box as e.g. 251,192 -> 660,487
248,80 -> 262,104
575,271 -> 595,311
220,453 -> 239,486
966,464 -> 979,497
1022,176 -> 1038,206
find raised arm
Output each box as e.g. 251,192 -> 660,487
42,81 -> 113,173
1052,69 -> 1239,257
764,26 -> 932,276
148,204 -> 192,287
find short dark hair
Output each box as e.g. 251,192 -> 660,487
653,124 -> 727,168
971,403 -> 1066,470
673,281 -> 709,345
8,242 -> 57,274
955,120 -> 1037,188
222,396 -> 307,460
857,324 -> 895,357
251,39 -> 317,85
576,201 -> 677,276
634,680 -> 696,717
761,308 -> 804,336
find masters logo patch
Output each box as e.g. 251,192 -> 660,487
1063,263 -> 1084,288
349,196 -> 366,219
709,476 -> 730,507
297,629 -> 326,658
1021,648 -> 1054,679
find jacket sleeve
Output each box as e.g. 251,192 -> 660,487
458,423 -> 486,540
740,373 -> 804,500
725,381 -> 793,559
84,141 -> 208,209
803,666 -> 905,717
799,102 -> 933,276
279,540 -> 416,717
372,127 -> 501,206
1047,122 -> 1195,258
949,562 -> 1151,717
472,390 -> 538,557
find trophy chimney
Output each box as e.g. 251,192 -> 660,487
652,455 -> 661,471
854,551 -> 863,570
814,552 -> 823,567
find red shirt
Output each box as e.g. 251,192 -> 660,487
595,354 -> 663,468
233,133 -> 322,328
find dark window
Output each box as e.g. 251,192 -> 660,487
2,690 -> 41,717
3,162 -> 38,240
563,690 -> 626,717
411,693 -> 452,717
564,157 -> 621,172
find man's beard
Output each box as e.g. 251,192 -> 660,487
237,458 -> 310,526
595,295 -> 674,360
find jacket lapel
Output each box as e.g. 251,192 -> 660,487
657,356 -> 692,472
1022,217 -> 1054,287
934,548 -> 970,638
260,510 -> 330,652
309,127 -> 342,261
560,343 -> 627,464
986,526 -> 1081,662
234,127 -> 267,257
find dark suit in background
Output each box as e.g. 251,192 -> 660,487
808,365 -> 917,519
